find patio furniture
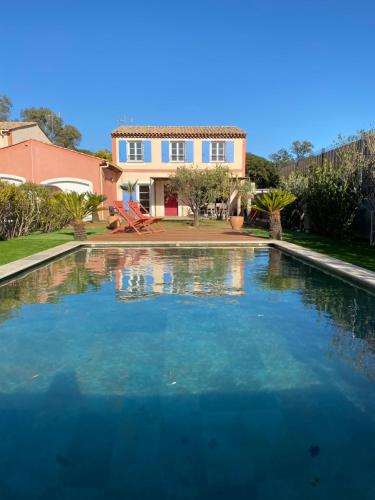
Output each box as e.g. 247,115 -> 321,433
207,203 -> 216,219
129,201 -> 166,232
113,201 -> 153,234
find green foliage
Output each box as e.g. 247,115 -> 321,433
245,153 -> 280,188
252,189 -> 296,213
54,124 -> 82,149
269,148 -> 292,167
269,140 -> 314,168
305,161 -> 363,239
209,165 -> 254,217
281,137 -> 370,239
0,182 -> 70,240
291,140 -> 314,161
252,189 -> 296,240
167,166 -> 217,226
95,149 -> 112,161
20,107 -> 82,148
0,95 -> 12,121
54,191 -> 106,223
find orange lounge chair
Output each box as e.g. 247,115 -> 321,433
113,201 -> 153,235
129,201 -> 166,232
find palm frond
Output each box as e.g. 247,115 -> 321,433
252,189 -> 296,213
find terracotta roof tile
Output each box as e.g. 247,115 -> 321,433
111,125 -> 246,138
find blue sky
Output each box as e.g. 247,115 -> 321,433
2,0 -> 375,157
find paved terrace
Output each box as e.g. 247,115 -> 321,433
90,226 -> 262,243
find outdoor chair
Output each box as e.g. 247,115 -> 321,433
113,201 -> 153,235
129,201 -> 166,232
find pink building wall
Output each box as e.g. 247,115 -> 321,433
0,140 -> 121,217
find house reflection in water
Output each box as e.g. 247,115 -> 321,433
114,248 -> 254,300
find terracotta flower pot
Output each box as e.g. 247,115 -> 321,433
230,215 -> 244,231
107,215 -> 120,230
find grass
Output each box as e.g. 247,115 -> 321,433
246,226 -> 375,273
1,219 -> 374,273
0,223 -> 106,266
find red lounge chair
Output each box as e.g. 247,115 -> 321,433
113,201 -> 153,234
129,201 -> 166,232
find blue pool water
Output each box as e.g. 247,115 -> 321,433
0,247 -> 375,499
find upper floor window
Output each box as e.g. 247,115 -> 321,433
128,141 -> 143,161
170,141 -> 185,162
211,141 -> 225,162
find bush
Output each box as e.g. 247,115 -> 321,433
281,159 -> 364,240
0,182 -> 70,240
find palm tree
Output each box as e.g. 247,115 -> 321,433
120,180 -> 138,201
252,189 -> 296,240
55,191 -> 106,240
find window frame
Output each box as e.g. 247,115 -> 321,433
138,184 -> 150,213
170,141 -> 185,162
127,140 -> 144,162
210,141 -> 226,162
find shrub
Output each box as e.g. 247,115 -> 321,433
252,189 -> 296,239
0,182 -> 70,240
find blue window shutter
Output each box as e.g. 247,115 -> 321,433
226,141 -> 234,163
162,141 -> 170,162
144,140 -> 151,162
202,141 -> 210,162
119,140 -> 127,162
185,141 -> 194,163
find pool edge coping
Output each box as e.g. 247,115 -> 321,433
1,239 -> 375,292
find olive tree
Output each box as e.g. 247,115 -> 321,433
167,166 -> 216,226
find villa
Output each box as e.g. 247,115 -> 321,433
111,125 -> 247,216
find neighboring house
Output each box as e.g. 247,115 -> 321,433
0,140 -> 121,217
0,121 -> 51,148
111,126 -> 247,216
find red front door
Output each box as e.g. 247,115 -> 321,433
164,189 -> 178,216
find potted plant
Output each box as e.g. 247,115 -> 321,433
229,180 -> 254,231
120,180 -> 138,203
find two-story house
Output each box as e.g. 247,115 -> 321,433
111,126 -> 247,216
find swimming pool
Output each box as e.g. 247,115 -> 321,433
0,247 -> 375,499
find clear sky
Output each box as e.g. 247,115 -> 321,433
2,0 -> 375,157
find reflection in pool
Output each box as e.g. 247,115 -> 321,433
0,247 -> 375,499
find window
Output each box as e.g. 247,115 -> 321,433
128,141 -> 143,161
139,185 -> 150,212
170,141 -> 185,162
211,141 -> 225,162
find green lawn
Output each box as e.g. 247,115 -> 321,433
1,220 -> 374,273
247,227 -> 375,273
0,223 -> 106,266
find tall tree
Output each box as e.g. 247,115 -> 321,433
269,148 -> 292,167
0,95 -> 13,121
270,140 -> 314,168
291,140 -> 314,161
20,107 -> 82,149
55,124 -> 82,149
21,107 -> 63,142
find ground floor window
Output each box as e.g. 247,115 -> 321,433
139,184 -> 150,212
